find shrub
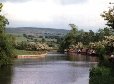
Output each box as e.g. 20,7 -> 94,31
89,66 -> 114,84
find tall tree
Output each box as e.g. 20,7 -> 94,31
0,3 -> 14,67
66,24 -> 78,45
101,3 -> 114,29
59,24 -> 78,51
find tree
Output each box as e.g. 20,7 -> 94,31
101,3 -> 114,29
0,3 -> 14,67
67,24 -> 78,45
59,24 -> 78,51
42,37 -> 46,43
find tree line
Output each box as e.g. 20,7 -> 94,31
58,3 -> 114,84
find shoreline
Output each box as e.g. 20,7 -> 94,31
17,53 -> 47,59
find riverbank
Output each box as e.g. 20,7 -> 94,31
89,54 -> 114,84
17,53 -> 47,59
14,49 -> 47,59
14,49 -> 47,55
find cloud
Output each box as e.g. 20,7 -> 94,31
0,0 -> 31,3
0,0 -> 87,4
3,0 -> 62,22
59,0 -> 88,5
2,0 -> 114,31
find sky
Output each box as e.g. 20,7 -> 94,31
0,0 -> 114,31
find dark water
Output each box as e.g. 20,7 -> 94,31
0,53 -> 98,84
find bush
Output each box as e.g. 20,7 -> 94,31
89,66 -> 114,84
0,35 -> 15,67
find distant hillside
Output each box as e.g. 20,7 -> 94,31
6,27 -> 69,36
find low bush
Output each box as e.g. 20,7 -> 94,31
89,66 -> 114,84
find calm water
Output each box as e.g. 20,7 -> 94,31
0,53 -> 98,84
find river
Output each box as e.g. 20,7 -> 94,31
0,53 -> 98,84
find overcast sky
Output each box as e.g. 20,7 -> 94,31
1,0 -> 114,31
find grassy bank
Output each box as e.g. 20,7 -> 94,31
89,66 -> 114,84
14,49 -> 47,55
89,55 -> 114,84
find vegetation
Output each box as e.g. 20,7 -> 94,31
14,49 -> 46,55
1,1 -> 114,83
101,4 -> 114,29
53,2 -> 114,84
89,3 -> 114,84
59,24 -> 112,52
0,3 -> 15,67
89,66 -> 114,84
6,27 -> 67,51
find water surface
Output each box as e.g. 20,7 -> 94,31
0,53 -> 97,84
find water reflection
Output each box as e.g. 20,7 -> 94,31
0,53 -> 98,84
67,53 -> 98,62
0,66 -> 13,84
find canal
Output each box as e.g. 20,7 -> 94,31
0,53 -> 98,84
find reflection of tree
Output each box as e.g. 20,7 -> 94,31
67,53 -> 98,62
0,66 -> 12,84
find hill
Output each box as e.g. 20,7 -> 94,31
6,27 -> 69,36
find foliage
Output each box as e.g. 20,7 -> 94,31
15,41 -> 27,50
15,41 -> 51,51
89,66 -> 114,84
59,24 -> 78,51
101,4 -> 114,29
0,3 -> 14,67
0,35 -> 15,66
59,24 -> 112,52
76,42 -> 83,49
0,66 -> 12,84
14,49 -> 46,55
0,4 -> 9,34
90,4 -> 114,84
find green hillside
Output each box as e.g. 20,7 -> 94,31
6,27 -> 69,36
5,27 -> 69,51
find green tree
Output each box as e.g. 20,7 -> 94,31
89,4 -> 114,84
59,24 -> 78,51
66,24 -> 78,45
101,3 -> 114,29
104,27 -> 112,36
42,37 -> 46,43
0,3 -> 14,67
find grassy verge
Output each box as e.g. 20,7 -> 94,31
15,36 -> 27,42
89,66 -> 114,84
14,49 -> 47,55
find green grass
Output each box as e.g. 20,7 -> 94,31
15,36 -> 57,43
15,36 -> 27,42
45,38 -> 57,42
14,49 -> 46,55
7,32 -> 23,36
14,49 -> 32,55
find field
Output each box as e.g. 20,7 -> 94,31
14,49 -> 47,55
15,36 -> 27,42
6,27 -> 67,55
